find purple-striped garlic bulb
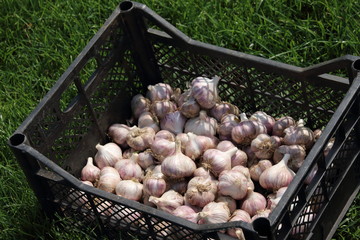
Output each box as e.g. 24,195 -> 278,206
198,202 -> 231,224
179,96 -> 201,118
97,166 -> 121,193
114,153 -> 144,181
283,119 -> 315,149
249,159 -> 273,181
184,132 -> 218,160
240,188 -> 267,216
218,114 -> 240,141
227,210 -> 251,239
191,76 -> 220,109
107,124 -> 135,147
126,126 -> 155,151
148,190 -> 184,214
201,147 -> 238,177
185,175 -> 218,207
231,113 -> 267,145
131,94 -> 151,120
273,144 -> 306,171
218,168 -> 249,200
138,111 -> 160,132
249,111 -> 275,135
210,102 -> 239,122
150,100 -> 177,119
115,179 -> 143,201
146,83 -> 173,102
81,157 -> 101,183
272,116 -> 296,137
160,111 -> 187,135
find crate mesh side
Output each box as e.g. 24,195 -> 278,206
150,41 -> 346,129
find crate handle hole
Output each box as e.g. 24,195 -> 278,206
252,217 -> 271,237
353,59 -> 360,71
10,133 -> 26,146
120,1 -> 133,11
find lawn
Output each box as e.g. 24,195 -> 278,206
1,0 -> 360,239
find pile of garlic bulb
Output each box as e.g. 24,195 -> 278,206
79,76 -> 330,239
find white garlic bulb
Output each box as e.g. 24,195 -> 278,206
94,142 -> 122,169
185,176 -> 218,207
218,169 -> 249,200
184,110 -> 218,137
115,179 -> 143,201
81,157 -> 101,183
126,126 -> 155,151
107,124 -> 134,147
148,190 -> 184,214
198,201 -> 230,224
97,166 -> 121,193
259,153 -> 295,191
161,140 -> 196,179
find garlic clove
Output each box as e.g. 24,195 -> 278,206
94,142 -> 122,169
81,157 -> 101,183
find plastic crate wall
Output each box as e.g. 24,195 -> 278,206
9,1 -> 360,240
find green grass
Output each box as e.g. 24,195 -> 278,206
1,0 -> 360,239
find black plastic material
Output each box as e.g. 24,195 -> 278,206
8,1 -> 360,240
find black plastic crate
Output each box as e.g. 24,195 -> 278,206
8,1 -> 360,239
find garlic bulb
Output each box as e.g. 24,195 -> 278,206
150,138 -> 175,162
81,157 -> 101,182
185,132 -> 218,160
175,89 -> 191,107
201,147 -> 238,177
191,76 -> 220,109
313,129 -> 322,140
259,154 -> 295,191
304,164 -> 318,185
272,116 -> 296,137
227,210 -> 251,239
138,111 -> 160,132
97,166 -> 121,193
179,96 -> 201,118
240,188 -> 267,216
268,186 -> 287,210
137,150 -> 155,170
146,83 -> 173,102
215,195 -> 237,214
115,179 -> 143,201
283,119 -> 315,149
107,124 -> 134,147
231,165 -> 255,190
193,167 -> 216,180
160,111 -> 187,135
167,178 -> 188,195
155,129 -> 175,141
172,205 -> 199,223
114,153 -> 144,181
161,140 -> 196,178
148,190 -> 184,214
251,133 -> 281,159
249,111 -> 275,135
94,142 -> 122,169
122,148 -> 136,159
150,100 -> 177,119
175,133 -> 189,152
218,114 -> 240,141
232,113 -> 267,145
273,144 -> 306,171
126,126 -> 155,151
143,172 -> 167,197
184,110 -> 218,137
218,169 -> 249,200
198,201 -> 230,224
210,102 -> 240,122
216,140 -> 248,167
249,159 -> 273,181
185,176 -> 218,207
324,138 -> 335,157
131,94 -> 151,120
